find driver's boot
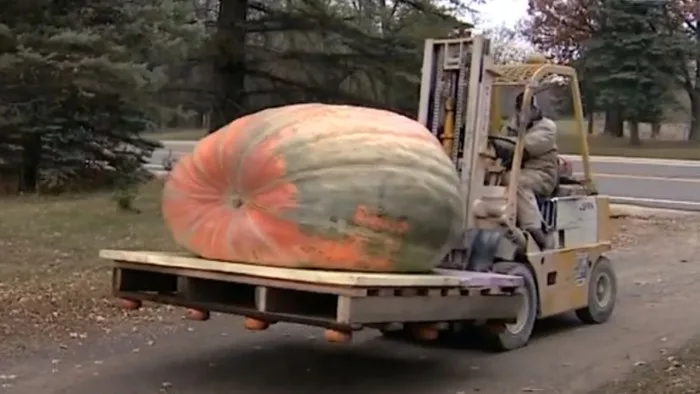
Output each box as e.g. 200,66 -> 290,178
526,228 -> 551,250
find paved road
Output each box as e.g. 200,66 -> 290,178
561,155 -> 700,211
4,219 -> 700,393
148,141 -> 700,211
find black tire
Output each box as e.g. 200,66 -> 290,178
479,262 -> 538,352
575,256 -> 617,324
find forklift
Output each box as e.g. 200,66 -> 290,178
99,33 -> 616,353
413,34 -> 617,350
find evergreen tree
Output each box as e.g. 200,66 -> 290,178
207,0 -> 469,131
582,0 -> 687,144
0,0 -> 203,192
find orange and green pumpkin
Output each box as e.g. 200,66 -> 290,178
161,103 -> 464,272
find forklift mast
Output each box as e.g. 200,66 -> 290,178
417,35 -> 498,229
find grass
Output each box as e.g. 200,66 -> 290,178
0,180 -> 181,354
592,337 -> 700,393
555,119 -> 700,160
557,132 -> 700,160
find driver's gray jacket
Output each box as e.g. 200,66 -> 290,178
504,116 -> 559,195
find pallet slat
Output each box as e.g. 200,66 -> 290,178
99,249 -> 523,289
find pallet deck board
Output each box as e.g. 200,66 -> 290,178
99,250 -> 523,289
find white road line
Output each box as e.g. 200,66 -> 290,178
608,196 -> 700,205
590,173 -> 700,183
561,154 -> 700,167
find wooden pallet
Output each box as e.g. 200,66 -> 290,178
103,250 -> 524,333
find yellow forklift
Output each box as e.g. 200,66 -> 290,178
99,33 -> 616,353
415,34 -> 616,350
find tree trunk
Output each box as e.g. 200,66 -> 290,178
209,0 -> 249,133
688,90 -> 700,141
586,111 -> 595,135
19,132 -> 41,193
690,9 -> 700,141
650,122 -> 661,139
604,108 -> 624,137
629,120 -> 641,146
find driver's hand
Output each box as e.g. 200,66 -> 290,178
491,138 -> 515,162
493,136 -> 516,152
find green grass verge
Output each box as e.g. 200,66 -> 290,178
555,119 -> 700,160
557,133 -> 700,160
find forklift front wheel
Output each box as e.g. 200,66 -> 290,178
480,262 -> 538,352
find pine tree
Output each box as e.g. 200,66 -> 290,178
583,0 -> 687,145
0,0 -> 204,192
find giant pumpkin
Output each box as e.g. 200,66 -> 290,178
161,103 -> 464,273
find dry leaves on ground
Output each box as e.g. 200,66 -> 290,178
592,338 -> 700,394
0,181 -> 182,355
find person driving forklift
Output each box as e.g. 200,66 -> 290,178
502,91 -> 558,249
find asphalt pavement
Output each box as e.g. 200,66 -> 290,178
147,141 -> 700,211
561,155 -> 700,211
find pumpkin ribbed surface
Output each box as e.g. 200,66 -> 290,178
162,103 -> 464,272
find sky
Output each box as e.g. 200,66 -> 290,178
473,0 -> 528,29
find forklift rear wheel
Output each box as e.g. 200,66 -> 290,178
575,256 -> 617,324
480,262 -> 538,352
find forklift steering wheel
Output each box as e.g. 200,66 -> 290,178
487,135 -> 516,169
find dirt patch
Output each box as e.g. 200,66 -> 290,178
587,216 -> 700,393
592,336 -> 700,394
0,181 -> 182,356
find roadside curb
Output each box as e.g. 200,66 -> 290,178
608,196 -> 700,212
610,204 -> 699,219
